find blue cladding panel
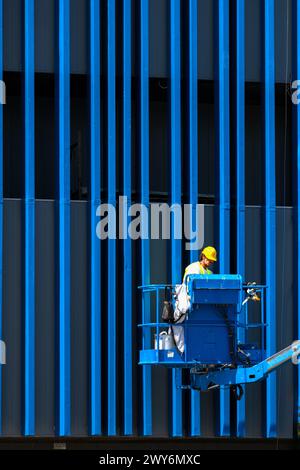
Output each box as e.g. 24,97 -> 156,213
89,0 -> 101,436
122,0 -> 133,436
188,0 -> 200,437
107,0 -> 117,436
23,0 -> 35,437
292,0 -> 300,439
0,0 -> 3,436
56,0 -> 71,436
170,0 -> 182,437
139,0 -> 152,436
214,0 -> 231,436
262,0 -> 277,438
233,0 -> 246,437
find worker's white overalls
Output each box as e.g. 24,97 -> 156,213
171,262 -> 212,354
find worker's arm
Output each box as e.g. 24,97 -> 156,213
183,263 -> 194,283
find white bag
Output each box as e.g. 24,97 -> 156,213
173,283 -> 190,322
171,283 -> 191,353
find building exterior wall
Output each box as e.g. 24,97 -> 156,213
0,0 -> 299,440
0,201 -> 295,437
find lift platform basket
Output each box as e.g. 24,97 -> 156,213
138,275 -> 266,368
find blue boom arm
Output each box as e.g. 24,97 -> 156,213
190,340 -> 300,391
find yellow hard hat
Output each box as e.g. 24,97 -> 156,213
201,246 -> 217,262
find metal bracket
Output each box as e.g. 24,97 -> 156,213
292,345 -> 300,366
0,340 -> 6,365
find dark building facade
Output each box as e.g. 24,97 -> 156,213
0,0 -> 299,443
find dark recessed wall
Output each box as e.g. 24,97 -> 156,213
3,73 -> 292,206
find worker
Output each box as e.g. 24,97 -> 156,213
172,246 -> 217,354
183,246 -> 217,282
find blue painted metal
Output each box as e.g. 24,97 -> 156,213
89,0 -> 101,436
262,0 -> 277,438
233,0 -> 246,437
107,0 -> 117,436
139,0 -> 152,436
0,0 -> 3,436
23,0 -> 35,436
292,0 -> 300,439
55,0 -> 71,436
139,338 -> 299,381
170,0 -> 182,437
214,0 -> 231,436
122,0 -> 133,436
188,0 -> 200,437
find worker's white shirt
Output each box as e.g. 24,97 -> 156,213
183,261 -> 212,282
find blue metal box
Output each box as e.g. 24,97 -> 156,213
188,274 -> 243,309
184,306 -> 235,364
183,275 -> 242,363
